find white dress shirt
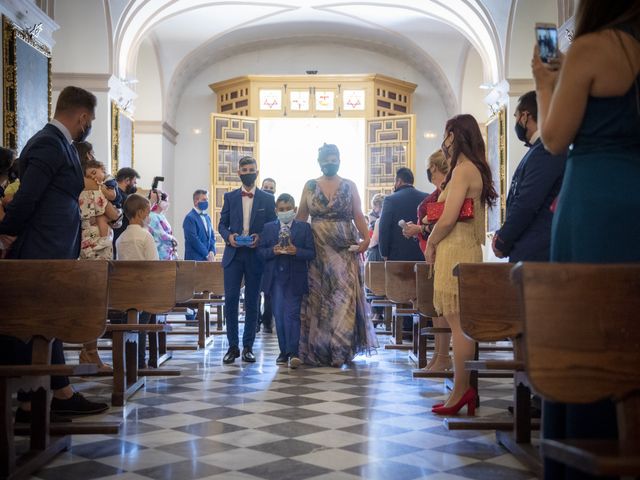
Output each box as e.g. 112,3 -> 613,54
193,207 -> 210,234
241,186 -> 256,235
116,224 -> 160,260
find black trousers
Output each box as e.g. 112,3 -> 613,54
259,292 -> 273,329
0,335 -> 70,401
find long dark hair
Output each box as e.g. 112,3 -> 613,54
442,114 -> 497,206
574,0 -> 640,39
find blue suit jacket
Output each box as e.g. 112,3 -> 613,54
258,220 -> 316,296
378,185 -> 427,261
218,188 -> 277,268
495,139 -> 566,262
0,123 -> 83,259
183,209 -> 216,261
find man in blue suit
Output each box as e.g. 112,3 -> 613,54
0,86 -> 108,420
183,189 -> 216,261
258,193 -> 315,368
218,156 -> 277,363
493,91 -> 566,262
378,167 -> 427,261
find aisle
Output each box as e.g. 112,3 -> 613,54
32,321 -> 536,480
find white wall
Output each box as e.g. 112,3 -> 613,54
460,47 -> 490,123
134,38 -> 163,121
168,43 -> 450,255
134,133 -> 163,188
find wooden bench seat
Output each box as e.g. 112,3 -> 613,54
366,262 -> 393,333
0,260 -> 120,479
384,261 -> 425,352
513,262 -> 640,478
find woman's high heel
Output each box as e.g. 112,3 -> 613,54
432,387 -> 477,416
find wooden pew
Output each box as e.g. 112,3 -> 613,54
450,262 -> 539,476
384,261 -> 425,352
411,263 -> 437,371
0,260 -> 119,479
513,262 -> 640,478
366,261 -> 393,334
106,261 -> 181,406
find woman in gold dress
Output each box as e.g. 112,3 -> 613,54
425,115 -> 497,415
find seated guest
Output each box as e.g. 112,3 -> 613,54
116,194 -> 159,368
258,193 -> 316,368
0,86 -> 109,420
492,91 -> 566,262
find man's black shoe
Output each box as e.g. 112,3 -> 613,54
15,408 -> 72,424
242,348 -> 256,363
223,346 -> 240,364
276,353 -> 288,365
50,392 -> 109,416
263,327 -> 273,334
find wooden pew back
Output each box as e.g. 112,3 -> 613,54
193,261 -> 224,295
513,262 -> 640,404
175,261 -> 197,303
456,263 -> 521,341
415,263 -> 436,318
367,261 -> 386,297
109,261 -> 176,313
0,260 -> 109,344
385,261 -> 424,304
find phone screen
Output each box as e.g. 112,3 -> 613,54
536,25 -> 558,63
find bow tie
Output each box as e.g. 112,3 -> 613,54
241,191 -> 254,198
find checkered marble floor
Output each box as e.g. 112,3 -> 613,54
29,318 -> 537,480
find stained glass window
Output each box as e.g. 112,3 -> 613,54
315,91 -> 335,111
290,91 -> 310,111
343,90 -> 365,111
259,89 -> 282,111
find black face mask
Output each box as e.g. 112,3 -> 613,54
321,164 -> 339,177
240,173 -> 257,187
427,168 -> 433,184
515,113 -> 529,145
74,122 -> 92,143
125,184 -> 137,195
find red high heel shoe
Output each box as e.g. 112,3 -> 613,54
431,388 -> 477,416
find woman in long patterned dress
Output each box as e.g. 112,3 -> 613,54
297,144 -> 378,367
426,115 -> 496,415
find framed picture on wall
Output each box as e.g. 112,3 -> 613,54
111,101 -> 134,174
485,107 -> 507,233
2,15 -> 52,153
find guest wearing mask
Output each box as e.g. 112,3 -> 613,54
258,178 -> 276,333
183,189 -> 216,261
112,167 -> 140,257
218,157 -> 277,364
261,177 -> 276,195
492,91 -> 566,262
149,189 -> 178,260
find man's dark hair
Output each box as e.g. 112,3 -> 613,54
517,91 -> 538,121
239,156 -> 257,167
276,193 -> 295,206
116,167 -> 140,182
396,167 -> 414,185
55,86 -> 97,114
262,177 -> 276,186
0,147 -> 16,174
193,189 -> 208,202
123,194 -> 149,221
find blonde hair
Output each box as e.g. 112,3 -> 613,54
371,193 -> 385,209
427,150 -> 449,175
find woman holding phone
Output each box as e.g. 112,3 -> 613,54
532,1 -> 640,479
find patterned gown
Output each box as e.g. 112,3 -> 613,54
79,189 -> 113,260
299,179 -> 378,367
148,211 -> 179,260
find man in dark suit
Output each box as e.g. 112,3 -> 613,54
218,156 -> 277,363
257,177 -> 276,333
112,167 -> 140,257
258,193 -> 315,368
0,86 -> 108,420
493,91 -> 566,262
378,167 -> 427,261
183,189 -> 216,261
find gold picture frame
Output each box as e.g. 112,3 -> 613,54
111,100 -> 135,174
485,107 -> 507,233
2,15 -> 52,152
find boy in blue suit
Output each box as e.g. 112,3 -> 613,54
218,156 -> 277,363
183,189 -> 216,261
258,194 -> 315,368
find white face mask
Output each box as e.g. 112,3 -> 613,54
277,210 -> 296,224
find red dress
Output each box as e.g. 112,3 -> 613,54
416,189 -> 440,253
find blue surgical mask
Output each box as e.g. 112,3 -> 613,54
197,200 -> 208,211
277,210 -> 296,224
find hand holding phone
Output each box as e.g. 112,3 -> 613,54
535,23 -> 558,64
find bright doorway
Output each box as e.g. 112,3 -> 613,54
259,118 -> 366,209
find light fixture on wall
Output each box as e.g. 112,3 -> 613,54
192,128 -> 202,135
423,131 -> 437,139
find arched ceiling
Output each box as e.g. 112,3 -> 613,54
112,0 -> 508,124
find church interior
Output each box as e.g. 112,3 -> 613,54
1,1 -> 639,479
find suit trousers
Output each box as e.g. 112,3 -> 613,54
271,279 -> 303,356
224,248 -> 263,349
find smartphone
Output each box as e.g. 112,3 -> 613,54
535,23 -> 558,63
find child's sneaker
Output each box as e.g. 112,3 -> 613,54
289,356 -> 302,369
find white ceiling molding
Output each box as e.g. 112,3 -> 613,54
52,73 -> 112,92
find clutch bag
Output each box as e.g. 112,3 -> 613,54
426,198 -> 474,223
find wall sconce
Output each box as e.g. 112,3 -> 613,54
192,128 -> 202,135
423,131 -> 437,139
